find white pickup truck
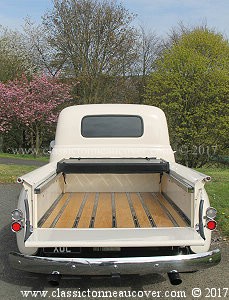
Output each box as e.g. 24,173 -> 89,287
9,104 -> 220,285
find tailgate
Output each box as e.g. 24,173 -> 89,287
25,227 -> 204,248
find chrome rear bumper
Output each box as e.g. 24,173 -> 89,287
9,249 -> 221,276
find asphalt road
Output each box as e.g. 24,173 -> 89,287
0,158 -> 46,167
0,184 -> 228,300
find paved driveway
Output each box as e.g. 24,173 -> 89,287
0,158 -> 46,167
0,184 -> 228,300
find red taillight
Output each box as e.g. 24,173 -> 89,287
11,222 -> 22,232
206,220 -> 217,230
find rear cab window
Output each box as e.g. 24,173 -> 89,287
81,115 -> 144,138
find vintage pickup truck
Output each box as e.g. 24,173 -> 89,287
9,104 -> 221,285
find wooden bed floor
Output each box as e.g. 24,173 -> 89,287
39,192 -> 189,229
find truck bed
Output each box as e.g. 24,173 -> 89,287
39,192 -> 188,229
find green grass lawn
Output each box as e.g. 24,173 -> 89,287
197,167 -> 229,237
0,152 -> 49,162
0,164 -> 38,183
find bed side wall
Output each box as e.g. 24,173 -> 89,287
161,174 -> 193,222
36,175 -> 64,224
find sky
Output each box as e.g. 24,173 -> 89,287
0,0 -> 228,37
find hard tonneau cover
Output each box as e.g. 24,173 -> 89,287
56,158 -> 169,174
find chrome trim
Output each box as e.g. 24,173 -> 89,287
168,172 -> 195,193
199,199 -> 205,240
89,193 -> 99,228
17,177 -> 24,184
11,209 -> 23,221
73,193 -> 89,228
126,192 -> 140,228
34,173 -> 57,194
24,192 -> 32,241
206,207 -> 217,219
9,249 -> 221,276
111,193 -> 117,228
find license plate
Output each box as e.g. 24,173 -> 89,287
43,247 -> 81,254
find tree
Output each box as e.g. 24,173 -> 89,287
42,0 -> 138,103
0,75 -> 72,154
145,27 -> 229,167
0,27 -> 36,82
135,26 -> 160,77
133,26 -> 161,103
23,19 -> 66,77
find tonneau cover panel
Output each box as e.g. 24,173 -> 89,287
56,158 -> 169,174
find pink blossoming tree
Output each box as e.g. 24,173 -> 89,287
0,74 -> 72,154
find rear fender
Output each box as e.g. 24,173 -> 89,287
16,186 -> 38,255
191,188 -> 211,253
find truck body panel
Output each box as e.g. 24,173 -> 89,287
11,104 -> 220,280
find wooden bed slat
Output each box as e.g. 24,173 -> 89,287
156,193 -> 188,227
130,193 -> 151,228
77,193 -> 96,228
40,192 -> 189,229
94,193 -> 112,228
55,193 -> 85,228
140,193 -> 174,227
115,193 -> 135,228
42,193 -> 70,228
